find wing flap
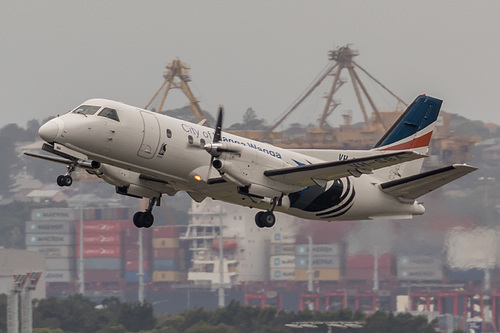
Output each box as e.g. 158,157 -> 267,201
264,151 -> 424,187
380,164 -> 477,199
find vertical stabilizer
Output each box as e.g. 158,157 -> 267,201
373,95 -> 442,178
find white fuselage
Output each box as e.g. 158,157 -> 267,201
41,99 -> 425,221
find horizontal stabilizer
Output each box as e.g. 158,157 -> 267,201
380,164 -> 477,200
264,151 -> 425,187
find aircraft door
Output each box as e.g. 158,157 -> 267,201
138,111 -> 160,159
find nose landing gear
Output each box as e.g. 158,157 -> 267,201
133,197 -> 159,228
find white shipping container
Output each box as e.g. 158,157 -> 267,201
270,255 -> 296,268
45,258 -> 76,271
296,255 -> 341,269
31,208 -> 76,221
398,267 -> 444,281
270,268 -> 295,281
26,234 -> 75,246
26,221 -> 75,234
296,244 -> 341,256
27,246 -> 75,258
397,255 -> 442,268
271,232 -> 295,244
45,270 -> 72,283
270,244 -> 296,255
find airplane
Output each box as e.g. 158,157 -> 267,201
27,94 -> 476,229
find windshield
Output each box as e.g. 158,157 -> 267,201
98,108 -> 120,122
72,105 -> 101,115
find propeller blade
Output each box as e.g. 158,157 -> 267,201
213,105 -> 224,143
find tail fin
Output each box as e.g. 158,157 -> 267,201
372,95 -> 442,178
373,95 -> 442,151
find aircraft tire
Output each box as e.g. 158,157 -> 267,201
133,212 -> 144,228
142,212 -> 154,228
262,211 -> 276,228
63,175 -> 73,187
57,175 -> 65,187
255,211 -> 266,228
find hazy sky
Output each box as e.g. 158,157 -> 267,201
1,1 -> 499,129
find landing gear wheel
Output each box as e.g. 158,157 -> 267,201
142,212 -> 154,228
255,211 -> 265,228
262,211 -> 276,228
57,175 -> 73,187
133,211 -> 154,228
133,212 -> 144,228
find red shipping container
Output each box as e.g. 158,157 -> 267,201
122,225 -> 154,238
77,233 -> 122,245
153,248 -> 180,260
125,260 -> 151,271
77,220 -> 127,233
123,248 -> 151,261
84,269 -> 122,283
152,226 -> 180,238
344,267 -> 393,280
346,254 -> 393,269
77,245 -> 122,258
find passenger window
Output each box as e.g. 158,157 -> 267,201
98,108 -> 120,122
167,129 -> 172,138
188,135 -> 193,144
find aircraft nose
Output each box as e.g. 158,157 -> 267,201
38,120 -> 60,143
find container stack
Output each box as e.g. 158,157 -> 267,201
270,232 -> 296,281
26,208 -> 76,283
345,253 -> 394,281
123,225 -> 152,283
295,244 -> 341,281
152,226 -> 186,283
76,220 -> 125,284
397,255 -> 444,281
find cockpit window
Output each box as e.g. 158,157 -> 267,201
98,108 -> 120,122
72,105 -> 100,115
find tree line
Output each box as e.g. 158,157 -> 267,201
0,294 -> 443,333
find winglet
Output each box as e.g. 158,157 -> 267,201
373,95 -> 442,150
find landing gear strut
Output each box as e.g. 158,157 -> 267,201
255,197 -> 279,228
133,197 -> 159,228
56,163 -> 76,187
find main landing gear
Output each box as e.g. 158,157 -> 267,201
255,197 -> 279,228
133,197 -> 159,228
56,163 -> 76,187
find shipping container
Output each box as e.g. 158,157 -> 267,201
397,255 -> 443,269
344,267 -> 393,281
397,255 -> 444,281
295,256 -> 341,269
25,221 -> 75,234
153,248 -> 181,260
46,258 -> 76,271
78,220 -> 126,233
26,234 -> 75,246
77,234 -> 121,245
270,255 -> 296,268
271,232 -> 295,244
270,268 -> 296,281
76,245 -> 122,258
398,267 -> 444,281
122,225 -> 154,239
123,248 -> 151,261
296,244 -> 341,256
125,260 -> 151,271
295,268 -> 341,281
152,238 -> 180,249
270,244 -> 296,256
152,271 -> 186,283
28,246 -> 75,258
446,268 -> 485,282
84,269 -> 122,283
45,270 -> 73,283
152,259 -> 185,271
346,254 -> 393,268
125,271 -> 152,283
31,208 -> 76,221
84,258 -> 122,270
152,226 -> 180,238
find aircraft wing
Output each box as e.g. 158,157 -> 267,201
264,151 -> 425,187
24,152 -> 74,165
379,164 -> 477,200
